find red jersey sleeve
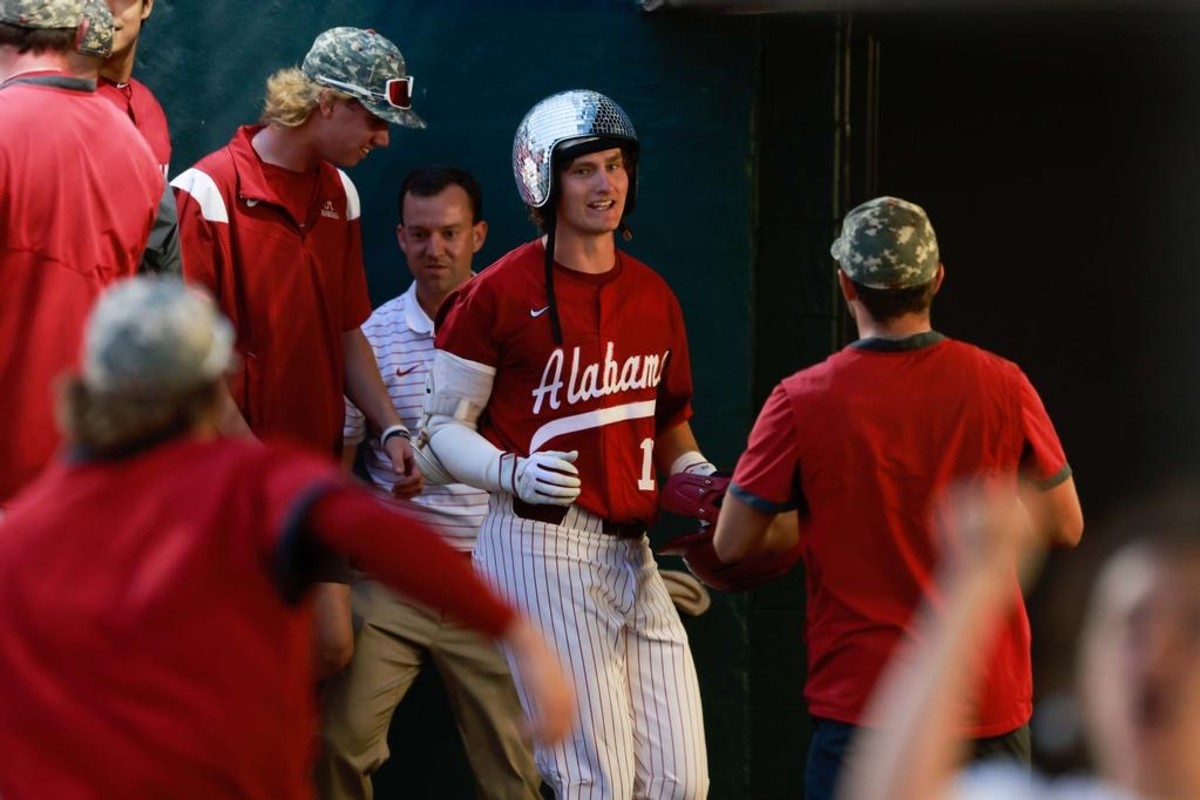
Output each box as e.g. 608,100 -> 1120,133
729,383 -> 802,512
1014,369 -> 1071,489
655,291 -> 694,433
309,486 -> 516,637
435,280 -> 502,368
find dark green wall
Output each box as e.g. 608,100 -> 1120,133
137,2 -> 794,797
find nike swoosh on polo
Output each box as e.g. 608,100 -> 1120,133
530,306 -> 550,318
396,364 -> 422,377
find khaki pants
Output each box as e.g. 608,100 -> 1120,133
316,577 -> 542,800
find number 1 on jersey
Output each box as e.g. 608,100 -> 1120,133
638,437 -> 655,491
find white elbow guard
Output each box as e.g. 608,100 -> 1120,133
421,350 -> 496,432
412,438 -> 458,486
416,350 -> 504,491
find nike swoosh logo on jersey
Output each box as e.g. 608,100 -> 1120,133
530,306 -> 550,318
396,364 -> 422,377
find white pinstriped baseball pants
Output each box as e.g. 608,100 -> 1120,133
475,495 -> 710,800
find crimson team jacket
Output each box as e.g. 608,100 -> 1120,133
171,125 -> 373,457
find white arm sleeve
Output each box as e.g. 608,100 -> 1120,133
418,350 -> 583,506
420,350 -> 505,492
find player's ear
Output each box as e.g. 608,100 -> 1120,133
932,263 -> 945,295
141,0 -> 154,21
471,221 -> 488,254
317,89 -> 338,118
73,17 -> 90,51
396,224 -> 410,255
836,268 -> 858,301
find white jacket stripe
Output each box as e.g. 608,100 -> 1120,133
336,169 -> 361,221
169,168 -> 229,224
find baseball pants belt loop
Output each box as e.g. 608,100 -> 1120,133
511,498 -> 646,540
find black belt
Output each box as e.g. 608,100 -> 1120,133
511,498 -> 646,540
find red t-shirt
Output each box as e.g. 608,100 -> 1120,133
97,76 -> 171,175
172,126 -> 373,456
0,75 -> 163,505
435,240 -> 694,524
730,333 -> 1071,737
0,437 -> 513,799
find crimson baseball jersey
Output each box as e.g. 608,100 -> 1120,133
436,240 -> 694,524
0,73 -> 162,505
0,436 -> 514,799
172,126 -> 373,457
730,332 -> 1071,737
97,76 -> 171,174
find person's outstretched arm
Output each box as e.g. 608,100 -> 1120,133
305,485 -> 573,745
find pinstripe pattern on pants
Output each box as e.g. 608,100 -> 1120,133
475,495 -> 709,800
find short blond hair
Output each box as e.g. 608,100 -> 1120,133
260,67 -> 352,128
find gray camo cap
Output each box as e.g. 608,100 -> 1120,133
0,0 -> 81,28
75,0 -> 112,58
830,196 -> 940,289
83,277 -> 235,395
301,27 -> 425,129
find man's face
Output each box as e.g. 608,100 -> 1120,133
1081,548 -> 1200,796
398,184 -> 485,308
555,147 -> 628,238
106,0 -> 151,60
316,97 -> 390,168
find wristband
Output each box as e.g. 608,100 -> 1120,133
380,424 -> 411,448
670,450 -> 716,476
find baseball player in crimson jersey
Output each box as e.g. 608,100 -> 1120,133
0,0 -> 163,508
711,197 -> 1085,800
171,27 -> 426,676
421,90 -> 713,799
0,276 -> 572,800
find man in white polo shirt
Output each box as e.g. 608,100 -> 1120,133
318,166 -> 543,800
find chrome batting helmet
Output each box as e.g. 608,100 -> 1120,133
512,89 -> 639,213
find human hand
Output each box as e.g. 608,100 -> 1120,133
504,619 -> 574,746
940,482 -> 1041,579
384,436 -> 424,499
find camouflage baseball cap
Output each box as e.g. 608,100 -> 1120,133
830,196 -> 940,289
83,277 -> 235,395
0,0 -> 82,29
301,26 -> 425,129
75,0 -> 112,58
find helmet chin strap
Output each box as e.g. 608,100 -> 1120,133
544,211 -> 564,346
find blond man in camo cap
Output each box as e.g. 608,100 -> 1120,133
301,26 -> 425,129
171,25 -> 428,680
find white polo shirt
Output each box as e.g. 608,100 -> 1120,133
345,282 -> 488,552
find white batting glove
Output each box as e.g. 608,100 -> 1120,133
500,450 -> 582,506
